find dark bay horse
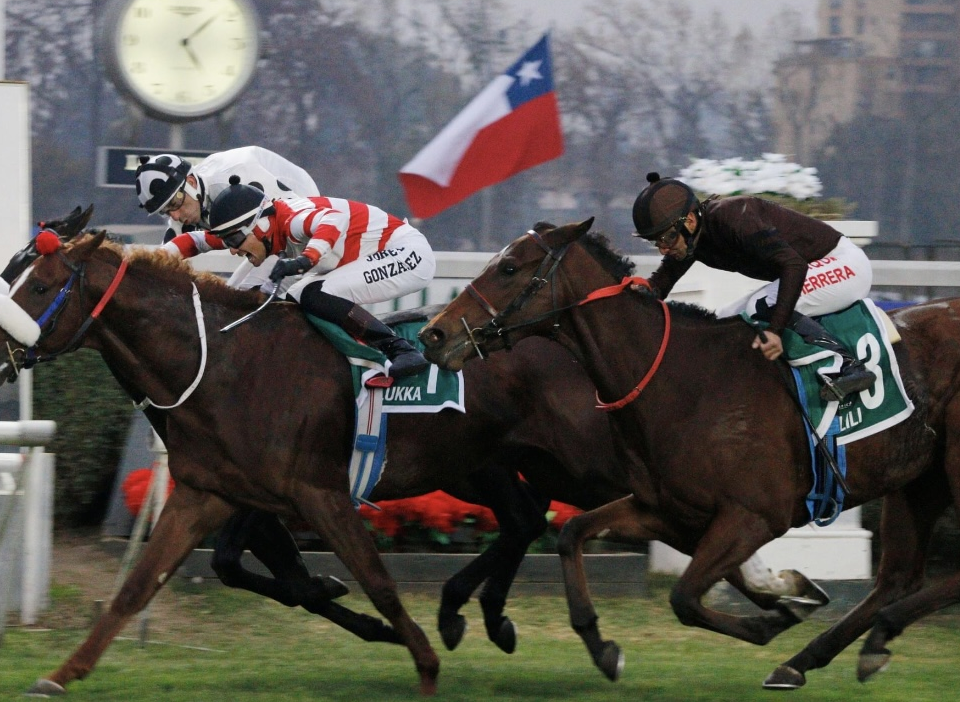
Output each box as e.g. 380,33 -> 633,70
419,219 -> 960,689
3,212 -> 832,695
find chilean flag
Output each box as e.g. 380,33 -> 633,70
398,34 -> 564,219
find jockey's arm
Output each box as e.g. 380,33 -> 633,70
161,231 -> 225,259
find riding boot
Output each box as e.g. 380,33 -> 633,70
787,311 -> 877,401
340,304 -> 430,378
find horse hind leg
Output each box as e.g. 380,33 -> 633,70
764,475 -> 948,690
297,486 -> 439,695
858,572 -> 960,682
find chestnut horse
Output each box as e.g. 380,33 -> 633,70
3,211 -> 832,695
419,219 -> 960,689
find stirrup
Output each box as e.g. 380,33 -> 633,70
819,366 -> 876,402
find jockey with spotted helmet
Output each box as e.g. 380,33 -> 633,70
134,147 -> 320,292
632,172 -> 876,401
164,175 -> 435,379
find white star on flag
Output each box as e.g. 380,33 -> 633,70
515,60 -> 543,86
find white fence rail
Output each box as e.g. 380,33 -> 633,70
0,420 -> 56,641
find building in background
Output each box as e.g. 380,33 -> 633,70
773,0 -> 959,163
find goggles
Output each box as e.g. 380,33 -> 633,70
159,188 -> 186,216
649,217 -> 687,248
217,199 -> 268,249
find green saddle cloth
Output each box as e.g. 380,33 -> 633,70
305,314 -> 464,414
744,299 -> 913,445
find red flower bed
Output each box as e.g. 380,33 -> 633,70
121,466 -> 175,516
357,490 -> 582,551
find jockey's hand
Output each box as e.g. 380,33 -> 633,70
269,255 -> 312,283
752,330 -> 783,361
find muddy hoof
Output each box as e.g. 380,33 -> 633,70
595,641 -> 624,682
763,665 -> 806,689
438,613 -> 467,651
26,679 -> 66,697
857,650 -> 891,682
491,618 -> 517,654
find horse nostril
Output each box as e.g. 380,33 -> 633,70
419,327 -> 443,348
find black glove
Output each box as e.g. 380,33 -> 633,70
269,254 -> 313,283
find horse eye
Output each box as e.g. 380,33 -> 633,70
32,283 -> 48,295
501,263 -> 518,275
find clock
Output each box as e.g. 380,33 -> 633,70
101,0 -> 261,122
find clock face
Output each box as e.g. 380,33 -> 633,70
104,0 -> 260,121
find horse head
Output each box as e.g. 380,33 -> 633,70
0,205 -> 95,285
0,229 -> 111,383
420,218 -> 595,371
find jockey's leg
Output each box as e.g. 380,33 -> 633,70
299,282 -> 428,378
785,311 -> 876,400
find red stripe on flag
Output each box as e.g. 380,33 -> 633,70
399,92 -> 563,219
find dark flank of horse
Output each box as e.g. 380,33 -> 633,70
419,218 -> 960,689
0,208 -> 648,697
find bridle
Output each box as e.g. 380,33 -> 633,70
4,252 -> 129,376
4,249 -> 209,411
460,228 -> 672,411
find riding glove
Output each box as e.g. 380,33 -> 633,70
269,254 -> 313,283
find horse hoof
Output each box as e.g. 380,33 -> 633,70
762,665 -> 806,689
438,613 -> 467,651
491,618 -> 517,654
318,575 -> 350,600
596,641 -> 624,682
26,679 -> 66,696
777,571 -> 830,621
857,651 -> 891,682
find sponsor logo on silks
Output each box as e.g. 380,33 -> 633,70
801,265 -> 857,295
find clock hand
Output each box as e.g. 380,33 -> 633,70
185,15 -> 217,42
182,40 -> 202,70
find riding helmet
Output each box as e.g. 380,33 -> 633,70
135,154 -> 192,215
209,175 -> 269,235
632,172 -> 700,241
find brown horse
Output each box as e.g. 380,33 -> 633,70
419,219 -> 960,689
3,211 -> 832,695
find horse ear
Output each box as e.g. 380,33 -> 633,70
554,217 -> 595,247
68,230 -> 107,261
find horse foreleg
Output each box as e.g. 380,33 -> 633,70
299,487 -> 440,696
439,469 -> 549,653
764,476 -> 948,690
28,485 -> 233,695
726,554 -> 830,621
557,495 -> 677,682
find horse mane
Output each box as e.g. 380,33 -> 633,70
579,230 -> 717,322
87,233 -> 263,307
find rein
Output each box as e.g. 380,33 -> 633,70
134,283 -> 208,410
462,230 -> 672,411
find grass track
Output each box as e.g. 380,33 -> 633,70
3,574 -> 960,701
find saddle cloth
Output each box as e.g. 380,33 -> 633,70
744,300 -> 915,525
778,299 -> 914,446
305,314 -> 465,506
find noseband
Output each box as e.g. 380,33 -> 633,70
462,230 -> 572,355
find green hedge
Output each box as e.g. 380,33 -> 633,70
32,350 -> 132,527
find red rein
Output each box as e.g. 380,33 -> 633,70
582,277 -> 671,412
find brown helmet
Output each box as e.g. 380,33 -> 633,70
632,172 -> 700,242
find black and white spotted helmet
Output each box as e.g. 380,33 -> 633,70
134,154 -> 192,215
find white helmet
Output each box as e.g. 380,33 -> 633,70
134,154 -> 192,215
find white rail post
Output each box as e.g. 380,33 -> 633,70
0,419 -> 56,638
